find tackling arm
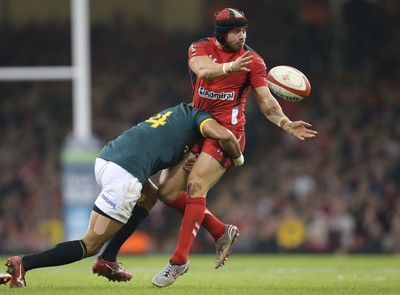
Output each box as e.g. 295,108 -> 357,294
201,120 -> 244,167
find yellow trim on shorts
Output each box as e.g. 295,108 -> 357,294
199,118 -> 215,137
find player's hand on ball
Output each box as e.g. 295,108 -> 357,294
285,121 -> 317,140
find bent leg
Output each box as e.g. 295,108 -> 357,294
158,152 -> 227,240
19,210 -> 122,274
82,210 -> 124,256
99,180 -> 157,262
171,152 -> 227,264
157,153 -> 192,204
187,152 -> 226,197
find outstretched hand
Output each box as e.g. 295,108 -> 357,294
231,51 -> 253,73
285,121 -> 317,140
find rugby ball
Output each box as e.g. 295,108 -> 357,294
266,65 -> 311,102
0,273 -> 12,285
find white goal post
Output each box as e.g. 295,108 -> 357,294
0,0 -> 92,141
0,0 -> 101,241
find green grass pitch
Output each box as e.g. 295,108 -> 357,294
1,254 -> 399,294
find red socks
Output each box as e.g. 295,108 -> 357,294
166,191 -> 187,214
166,192 -> 225,240
202,208 -> 225,240
171,197 -> 206,265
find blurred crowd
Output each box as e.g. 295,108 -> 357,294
0,0 -> 399,255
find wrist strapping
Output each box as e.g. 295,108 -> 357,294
278,116 -> 291,130
222,62 -> 228,75
228,61 -> 234,73
222,62 -> 234,75
222,63 -> 228,75
283,121 -> 291,131
233,154 -> 244,167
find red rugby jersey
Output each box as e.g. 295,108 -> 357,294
188,37 -> 269,131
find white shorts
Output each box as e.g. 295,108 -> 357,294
94,158 -> 143,223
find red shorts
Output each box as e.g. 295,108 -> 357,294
192,129 -> 245,169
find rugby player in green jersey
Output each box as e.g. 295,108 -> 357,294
4,103 -> 243,288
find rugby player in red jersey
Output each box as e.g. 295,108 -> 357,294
91,8 -> 317,287
150,8 -> 317,288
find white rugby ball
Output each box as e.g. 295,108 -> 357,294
0,273 -> 12,285
266,65 -> 311,102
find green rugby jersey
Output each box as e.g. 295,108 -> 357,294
98,103 -> 214,184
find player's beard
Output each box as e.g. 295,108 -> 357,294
228,40 -> 245,52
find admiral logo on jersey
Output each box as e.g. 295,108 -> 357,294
198,86 -> 235,100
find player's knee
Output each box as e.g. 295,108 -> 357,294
187,180 -> 204,197
138,196 -> 157,212
157,185 -> 180,203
